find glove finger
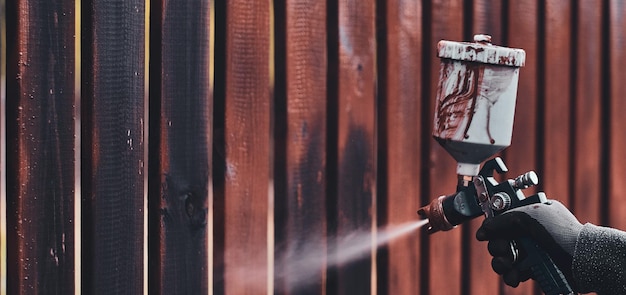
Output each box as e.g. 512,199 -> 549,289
487,239 -> 515,258
491,256 -> 514,275
476,212 -> 531,241
502,269 -> 522,287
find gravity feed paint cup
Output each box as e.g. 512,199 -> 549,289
432,34 -> 526,176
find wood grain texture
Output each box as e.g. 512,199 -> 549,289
472,0 -> 502,43
273,0 -> 328,294
572,0 -> 602,225
5,0 -> 75,293
504,1 -> 540,294
543,0 -> 572,207
427,1 -> 463,294
505,0 -> 538,191
380,0 -> 422,294
330,0 -> 377,294
464,1 -> 503,294
148,0 -> 211,294
80,0 -> 146,293
609,0 -> 626,230
213,0 -> 271,294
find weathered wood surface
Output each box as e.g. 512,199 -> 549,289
5,0 -> 75,293
81,0 -> 146,293
573,0 -> 603,226
379,0 -> 423,294
543,0 -> 573,208
213,0 -> 271,294
148,0 -> 212,294
273,0 -> 328,294
2,1 -> 624,294
328,0 -> 378,294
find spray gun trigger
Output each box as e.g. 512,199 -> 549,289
473,175 -> 494,218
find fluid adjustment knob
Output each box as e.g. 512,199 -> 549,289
491,192 -> 511,211
512,171 -> 539,189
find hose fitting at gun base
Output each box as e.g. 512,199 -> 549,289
417,195 -> 455,234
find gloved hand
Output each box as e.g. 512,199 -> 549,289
476,200 -> 583,290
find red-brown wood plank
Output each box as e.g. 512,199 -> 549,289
464,1 -> 503,294
572,0 -> 602,225
5,0 -> 75,293
504,0 -> 540,294
541,4 -> 577,292
609,0 -> 626,230
81,0 -> 146,293
427,1 -> 463,294
213,0 -> 271,294
329,0 -> 377,293
506,0 -> 538,196
381,0 -> 422,294
472,0 -> 502,42
273,0 -> 328,293
543,0 -> 572,207
148,0 -> 212,294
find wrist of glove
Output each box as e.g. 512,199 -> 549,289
475,200 -> 583,290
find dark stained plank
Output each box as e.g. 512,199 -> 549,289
609,0 -> 626,230
504,1 -> 540,294
212,0 -> 271,294
572,0 -> 602,225
463,1 -> 503,294
147,0 -> 212,294
543,0 -> 572,207
327,0 -> 377,294
273,0 -> 328,294
5,0 -> 75,293
80,0 -> 146,293
426,1 -> 464,294
379,0 -> 423,294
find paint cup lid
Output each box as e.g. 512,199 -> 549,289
437,34 -> 526,67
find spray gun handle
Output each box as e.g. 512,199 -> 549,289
475,158 -> 575,294
515,237 -> 575,295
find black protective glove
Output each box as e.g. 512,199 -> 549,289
476,200 -> 583,291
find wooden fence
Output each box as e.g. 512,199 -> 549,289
2,0 -> 625,294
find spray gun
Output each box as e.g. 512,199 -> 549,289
417,35 -> 574,295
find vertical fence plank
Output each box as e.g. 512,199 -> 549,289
506,0 -> 538,193
273,0 -> 328,294
326,0 -> 377,294
213,0 -> 271,294
81,0 -> 146,293
472,0 -> 502,41
5,0 -> 75,293
148,0 -> 211,294
543,1 -> 572,207
505,1 -> 539,294
609,0 -> 626,230
464,1 -> 502,294
572,0 -> 602,225
425,1 -> 464,294
379,0 -> 422,294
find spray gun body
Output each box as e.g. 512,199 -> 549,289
419,158 -> 574,295
418,35 -> 574,294
418,158 -> 542,234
